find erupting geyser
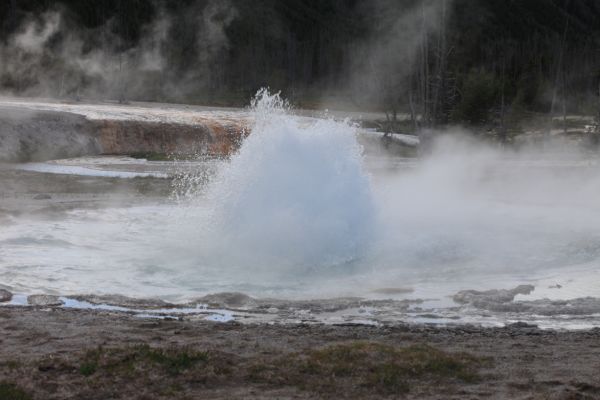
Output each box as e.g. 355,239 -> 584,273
3,91 -> 600,329
186,89 -> 376,269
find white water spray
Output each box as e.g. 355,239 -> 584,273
4,92 -> 600,326
186,89 -> 376,270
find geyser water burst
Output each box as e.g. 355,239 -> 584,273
5,93 -> 600,320
198,89 -> 375,269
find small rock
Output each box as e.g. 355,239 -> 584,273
72,294 -> 171,308
507,321 -> 539,329
549,284 -> 563,289
453,285 -> 535,305
33,194 -> 52,200
196,292 -> 256,308
27,294 -> 64,307
0,289 -> 12,302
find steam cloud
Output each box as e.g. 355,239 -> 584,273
0,0 -> 238,102
348,0 -> 451,107
0,0 -> 454,106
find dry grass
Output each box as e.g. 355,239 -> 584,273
248,341 -> 486,396
0,341 -> 488,399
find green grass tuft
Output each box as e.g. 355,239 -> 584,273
79,361 -> 98,377
0,382 -> 33,400
78,345 -> 209,377
134,345 -> 209,375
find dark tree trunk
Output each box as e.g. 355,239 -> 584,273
550,0 -> 571,135
596,81 -> 600,134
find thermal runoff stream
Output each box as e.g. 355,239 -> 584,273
2,91 -> 600,328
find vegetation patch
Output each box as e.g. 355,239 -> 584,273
0,382 -> 33,400
0,360 -> 22,371
249,342 -> 487,396
13,342 -> 487,398
79,345 -> 209,377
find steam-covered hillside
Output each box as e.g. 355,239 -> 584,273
1,0 -> 599,126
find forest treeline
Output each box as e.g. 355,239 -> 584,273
1,0 -> 600,130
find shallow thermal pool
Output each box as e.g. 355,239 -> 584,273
2,94 -> 600,329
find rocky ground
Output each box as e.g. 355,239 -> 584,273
0,305 -> 598,400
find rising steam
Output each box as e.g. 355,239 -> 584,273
0,0 -> 238,101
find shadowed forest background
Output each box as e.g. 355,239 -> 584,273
1,0 -> 600,134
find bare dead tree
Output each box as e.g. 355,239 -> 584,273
590,81 -> 600,147
499,45 -> 507,143
562,68 -> 568,135
9,0 -> 17,27
596,81 -> 600,134
409,81 -> 419,132
419,0 -> 430,127
422,0 -> 449,128
550,0 -> 571,136
435,0 -> 448,125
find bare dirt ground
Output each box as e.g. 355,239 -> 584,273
0,306 -> 599,400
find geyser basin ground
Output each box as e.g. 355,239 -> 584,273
1,95 -> 600,330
